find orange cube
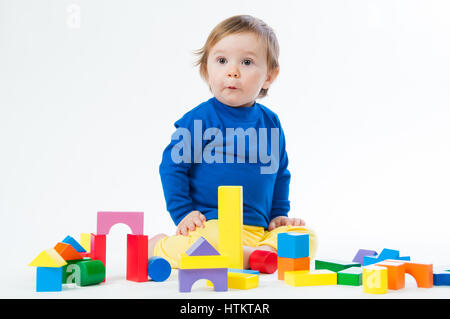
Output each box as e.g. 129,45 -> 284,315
277,256 -> 310,280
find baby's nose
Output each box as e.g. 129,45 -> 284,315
227,67 -> 240,78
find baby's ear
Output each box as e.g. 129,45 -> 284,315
262,67 -> 280,89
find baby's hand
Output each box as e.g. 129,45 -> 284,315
268,216 -> 305,231
176,210 -> 206,236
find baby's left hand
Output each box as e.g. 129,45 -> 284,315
268,216 -> 305,231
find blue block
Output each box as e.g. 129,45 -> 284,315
148,256 -> 171,282
36,267 -> 63,292
277,232 -> 309,258
229,268 -> 259,275
433,268 -> 450,286
62,235 -> 86,253
363,248 -> 410,266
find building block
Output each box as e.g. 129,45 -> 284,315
185,236 -> 219,256
277,232 -> 309,259
352,249 -> 378,265
284,270 -> 337,287
380,259 -> 433,288
90,233 -> 106,281
376,260 -> 406,290
363,248 -> 410,266
54,242 -> 83,261
80,252 -> 90,258
315,259 -> 360,273
36,267 -> 63,292
126,234 -> 149,282
80,233 -> 91,252
337,267 -> 362,286
77,260 -> 106,286
218,186 -> 243,269
179,268 -> 228,292
229,268 -> 259,275
62,235 -> 86,253
97,211 -> 144,235
433,267 -> 450,286
228,272 -> 258,290
179,253 -> 229,269
363,265 -> 388,294
148,256 -> 172,282
29,248 -> 67,268
62,258 -> 89,284
277,256 -> 310,280
249,250 -> 277,274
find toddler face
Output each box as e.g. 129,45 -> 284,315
206,32 -> 278,107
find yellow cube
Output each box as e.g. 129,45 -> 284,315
284,270 -> 337,287
207,271 -> 259,289
179,253 -> 229,269
363,265 -> 388,294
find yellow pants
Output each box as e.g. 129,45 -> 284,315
153,219 -> 318,268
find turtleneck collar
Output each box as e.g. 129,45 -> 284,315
211,97 -> 261,123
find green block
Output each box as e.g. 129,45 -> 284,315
337,267 -> 362,286
62,258 -> 92,284
315,259 -> 361,272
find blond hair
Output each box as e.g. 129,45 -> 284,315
193,15 -> 280,99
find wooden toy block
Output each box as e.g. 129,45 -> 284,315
97,211 -> 144,235
186,236 -> 219,256
376,260 -> 406,290
80,233 -> 91,252
90,233 -> 106,281
363,265 -> 388,294
277,232 -> 309,259
62,258 -> 88,284
363,248 -> 410,266
179,268 -> 228,292
382,259 -> 433,288
337,267 -> 362,286
148,256 -> 172,282
249,250 -> 277,274
179,253 -> 229,269
126,234 -> 149,282
218,186 -> 243,269
80,252 -> 90,258
315,259 -> 360,272
229,268 -> 259,275
277,256 -> 310,280
29,248 -> 67,268
54,242 -> 83,261
62,235 -> 86,253
77,260 -> 106,286
228,272 -> 258,290
352,249 -> 377,265
433,267 -> 450,286
36,267 -> 63,292
284,270 -> 337,287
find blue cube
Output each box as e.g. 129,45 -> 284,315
36,267 -> 63,292
277,232 -> 309,258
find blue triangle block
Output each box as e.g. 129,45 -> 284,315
62,235 -> 86,253
185,237 -> 219,256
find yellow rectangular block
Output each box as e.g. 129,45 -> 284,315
80,233 -> 91,252
284,270 -> 337,287
207,271 -> 259,289
363,265 -> 388,294
179,253 -> 229,269
218,186 -> 243,269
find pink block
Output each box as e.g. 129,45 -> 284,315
97,211 -> 144,235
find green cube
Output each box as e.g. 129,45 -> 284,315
337,267 -> 362,286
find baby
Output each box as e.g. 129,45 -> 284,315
149,15 -> 317,270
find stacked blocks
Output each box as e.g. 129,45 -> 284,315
352,249 -> 377,265
277,232 -> 310,280
29,248 -> 67,292
179,237 -> 228,292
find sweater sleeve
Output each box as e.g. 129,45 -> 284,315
269,120 -> 291,220
159,115 -> 195,225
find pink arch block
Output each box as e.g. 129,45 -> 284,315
97,212 -> 144,235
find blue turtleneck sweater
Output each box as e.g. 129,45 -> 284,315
159,97 -> 291,228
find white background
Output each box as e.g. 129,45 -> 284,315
1,0 -> 449,298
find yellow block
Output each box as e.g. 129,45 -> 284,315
284,270 -> 337,287
218,186 -> 243,269
179,253 -> 229,269
80,233 -> 91,252
363,265 -> 388,294
28,248 -> 67,267
207,271 -> 259,289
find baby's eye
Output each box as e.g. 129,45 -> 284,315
242,59 -> 253,66
217,57 -> 227,64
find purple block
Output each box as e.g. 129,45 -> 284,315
178,268 -> 228,292
352,249 -> 378,264
185,237 -> 219,256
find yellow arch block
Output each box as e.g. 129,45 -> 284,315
284,270 -> 337,287
363,265 -> 388,294
28,248 -> 67,267
179,253 -> 229,269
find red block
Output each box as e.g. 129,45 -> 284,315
249,250 -> 277,274
127,234 -> 149,282
90,233 -> 107,281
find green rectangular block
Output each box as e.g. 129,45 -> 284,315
337,267 -> 362,286
315,259 -> 361,272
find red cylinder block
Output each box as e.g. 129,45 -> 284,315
249,250 -> 278,274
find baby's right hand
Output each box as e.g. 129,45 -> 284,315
176,210 -> 206,236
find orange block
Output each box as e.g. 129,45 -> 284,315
277,256 -> 310,280
54,242 -> 83,261
377,261 -> 406,290
384,259 -> 433,288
